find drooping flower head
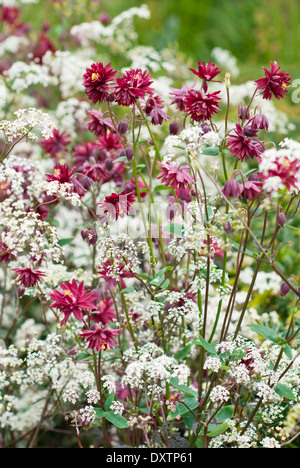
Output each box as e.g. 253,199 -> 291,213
13,267 -> 45,287
86,110 -> 114,137
157,161 -> 194,191
114,68 -> 154,107
80,324 -> 121,351
49,279 -> 98,325
226,124 -> 266,162
183,89 -> 221,122
97,190 -> 135,221
83,62 -> 118,104
255,61 -> 291,100
41,129 -> 70,159
170,82 -> 196,112
143,94 -> 170,125
189,60 -> 222,92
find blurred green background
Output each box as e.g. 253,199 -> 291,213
101,0 -> 300,71
21,0 -> 300,121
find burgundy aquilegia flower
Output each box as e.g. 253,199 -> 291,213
97,190 -> 135,221
41,129 -> 70,159
157,161 -> 194,191
183,89 -> 221,122
49,279 -> 98,325
226,124 -> 266,162
80,324 -> 121,352
189,60 -> 222,93
13,267 -> 45,287
83,62 -> 118,105
114,68 -> 154,107
255,61 -> 291,100
86,109 -> 115,137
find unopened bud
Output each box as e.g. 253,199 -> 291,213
118,120 -> 128,135
169,121 -> 179,135
277,212 -> 286,229
223,221 -> 232,234
280,282 -> 290,297
125,147 -> 134,161
18,286 -> 25,298
105,159 -> 113,171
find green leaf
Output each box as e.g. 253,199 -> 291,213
174,340 -> 201,361
58,238 -> 73,246
202,147 -> 219,156
214,405 -> 234,423
153,184 -> 170,192
207,422 -> 228,437
172,397 -> 199,419
228,239 -> 258,258
94,407 -> 129,428
197,335 -> 217,355
113,156 -> 127,163
274,383 -> 296,400
247,324 -> 278,343
169,378 -> 198,398
120,286 -> 135,294
105,411 -> 129,429
104,394 -> 114,411
283,344 -> 293,360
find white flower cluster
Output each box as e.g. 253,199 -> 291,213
122,343 -> 190,391
258,138 -> 300,195
70,5 -> 151,51
0,108 -> 56,144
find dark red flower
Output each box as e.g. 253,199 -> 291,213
0,241 -> 16,263
97,132 -> 123,152
1,6 -> 20,24
170,82 -> 196,112
83,62 -> 118,105
46,164 -> 89,197
80,324 -> 121,351
183,89 -> 221,122
189,61 -> 222,93
73,141 -> 97,168
114,68 -> 154,107
262,157 -> 300,192
143,95 -> 170,125
239,180 -> 262,200
98,189 -> 135,221
86,109 -> 114,137
157,161 -> 194,190
41,129 -> 70,159
255,61 -> 291,100
90,290 -> 116,325
49,279 -> 98,325
226,124 -> 266,161
222,178 -> 242,198
13,267 -> 45,287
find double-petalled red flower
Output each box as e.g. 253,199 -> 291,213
86,109 -> 114,137
49,279 -> 98,325
98,189 -> 135,221
13,267 -> 45,287
189,61 -> 222,92
90,290 -> 116,325
183,89 -> 221,122
80,324 -> 121,351
255,61 -> 291,100
41,129 -> 70,159
226,124 -> 266,161
114,68 -> 154,107
83,62 -> 118,104
157,161 -> 194,190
